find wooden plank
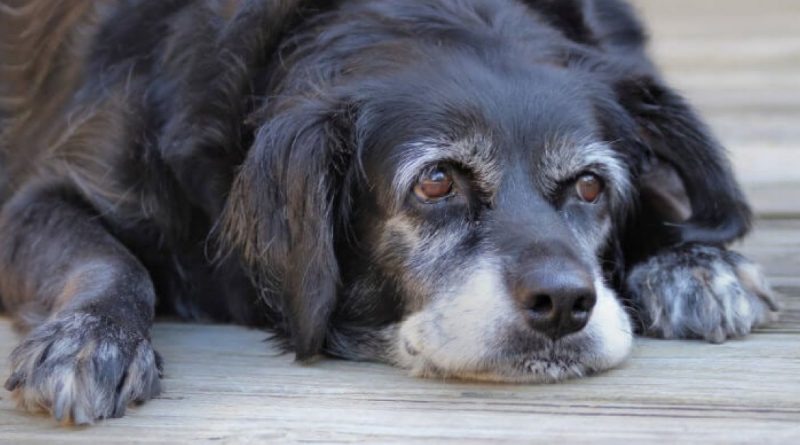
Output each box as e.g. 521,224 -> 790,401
737,219 -> 800,275
631,0 -> 800,39
0,324 -> 798,444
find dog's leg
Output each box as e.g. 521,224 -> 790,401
0,184 -> 161,424
626,244 -> 779,343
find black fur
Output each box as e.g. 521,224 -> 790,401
0,0 -> 776,424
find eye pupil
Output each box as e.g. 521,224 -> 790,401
414,167 -> 454,202
576,174 -> 603,203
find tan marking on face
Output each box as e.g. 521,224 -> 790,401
381,215 -> 422,250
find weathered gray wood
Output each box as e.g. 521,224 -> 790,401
0,325 -> 798,443
744,184 -> 800,218
736,220 -> 800,277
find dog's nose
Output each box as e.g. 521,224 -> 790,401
522,286 -> 596,340
515,265 -> 596,340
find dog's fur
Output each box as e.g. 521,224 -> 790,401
0,0 -> 779,424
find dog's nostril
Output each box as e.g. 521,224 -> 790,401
572,295 -> 595,314
528,294 -> 554,315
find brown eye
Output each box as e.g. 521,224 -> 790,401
576,174 -> 603,203
414,166 -> 454,202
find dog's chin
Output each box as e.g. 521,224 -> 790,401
391,273 -> 634,384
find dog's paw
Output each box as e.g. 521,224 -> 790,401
4,312 -> 162,425
626,244 -> 780,343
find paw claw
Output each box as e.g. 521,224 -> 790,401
705,327 -> 726,344
4,371 -> 23,391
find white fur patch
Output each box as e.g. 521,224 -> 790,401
580,277 -> 634,372
393,259 -> 512,376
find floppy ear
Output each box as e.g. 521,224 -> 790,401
615,76 -> 752,246
220,98 -> 353,360
637,157 -> 692,223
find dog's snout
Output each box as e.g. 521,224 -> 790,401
514,261 -> 596,340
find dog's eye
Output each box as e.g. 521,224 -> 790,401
575,174 -> 604,203
414,166 -> 454,202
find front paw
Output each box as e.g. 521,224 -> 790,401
626,244 -> 780,343
4,312 -> 162,425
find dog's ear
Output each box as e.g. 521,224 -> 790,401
637,157 -> 691,224
614,76 -> 752,245
221,98 -> 353,360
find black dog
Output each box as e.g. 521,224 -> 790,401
0,0 -> 779,424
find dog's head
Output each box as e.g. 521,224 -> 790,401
220,0 -> 749,381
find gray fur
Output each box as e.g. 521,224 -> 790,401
4,312 -> 161,425
626,244 -> 780,343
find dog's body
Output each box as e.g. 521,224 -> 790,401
0,0 -> 778,424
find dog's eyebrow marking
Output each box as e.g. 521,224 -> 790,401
391,135 -> 501,209
538,137 -> 632,208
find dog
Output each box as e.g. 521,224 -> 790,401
0,0 -> 779,425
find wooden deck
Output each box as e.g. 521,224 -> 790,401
1,0 -> 799,443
